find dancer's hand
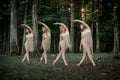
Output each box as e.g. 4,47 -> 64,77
80,46 -> 82,52
72,20 -> 77,22
53,23 -> 57,25
41,45 -> 43,50
21,24 -> 26,26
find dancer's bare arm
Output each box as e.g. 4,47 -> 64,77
53,22 -> 69,32
73,20 -> 90,29
21,24 -> 33,32
38,22 -> 50,32
80,33 -> 83,51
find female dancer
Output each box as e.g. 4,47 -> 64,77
38,22 -> 51,64
73,20 -> 96,66
52,23 -> 70,66
21,24 -> 33,64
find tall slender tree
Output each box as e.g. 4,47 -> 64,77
21,0 -> 28,54
10,0 -> 19,54
32,0 -> 38,53
70,0 -> 74,52
95,0 -> 100,52
113,4 -> 119,53
81,0 -> 85,21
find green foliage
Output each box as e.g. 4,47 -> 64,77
99,20 -> 113,39
0,0 -> 119,53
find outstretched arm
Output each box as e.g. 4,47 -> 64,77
53,22 -> 69,32
21,24 -> 33,32
38,22 -> 50,32
73,20 -> 90,29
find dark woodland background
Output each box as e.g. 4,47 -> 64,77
0,1 -> 120,80
0,0 -> 120,55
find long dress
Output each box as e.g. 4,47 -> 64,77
60,31 -> 70,50
25,33 -> 33,52
81,28 -> 93,53
42,32 -> 51,51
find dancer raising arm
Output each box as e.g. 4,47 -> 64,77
21,24 -> 34,64
73,20 -> 96,66
38,22 -> 51,64
52,22 -> 70,66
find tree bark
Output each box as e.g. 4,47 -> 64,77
96,22 -> 99,52
32,0 -> 38,54
113,27 -> 119,53
21,1 -> 28,54
10,0 -> 19,54
95,0 -> 100,52
70,0 -> 74,52
113,5 -> 119,53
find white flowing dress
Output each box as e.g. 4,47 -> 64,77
25,33 -> 33,52
81,28 -> 93,53
60,31 -> 70,50
42,32 -> 51,51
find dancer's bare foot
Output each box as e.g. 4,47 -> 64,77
65,64 -> 68,66
52,61 -> 55,65
77,63 -> 81,66
93,64 -> 96,67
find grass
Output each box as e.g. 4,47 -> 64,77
0,53 -> 120,80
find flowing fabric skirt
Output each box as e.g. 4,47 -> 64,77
25,39 -> 33,52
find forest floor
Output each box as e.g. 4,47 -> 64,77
0,53 -> 120,80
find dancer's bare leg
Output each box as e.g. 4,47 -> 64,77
77,49 -> 86,66
22,53 -> 27,63
40,53 -> 44,63
22,51 -> 30,63
62,51 -> 68,66
52,51 -> 62,65
22,51 -> 27,63
86,47 -> 96,66
26,52 -> 30,63
43,51 -> 47,64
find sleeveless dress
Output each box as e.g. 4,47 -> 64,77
42,32 -> 51,51
60,31 -> 70,50
25,33 -> 33,52
81,28 -> 93,51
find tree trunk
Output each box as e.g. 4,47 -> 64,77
70,0 -> 74,52
81,0 -> 85,21
113,5 -> 119,53
32,0 -> 38,54
21,1 -> 28,54
113,24 -> 119,53
95,0 -> 100,52
96,22 -> 99,52
53,31 -> 56,53
10,0 -> 19,54
113,27 -> 119,53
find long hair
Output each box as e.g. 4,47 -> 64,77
60,26 -> 66,33
26,28 -> 32,34
81,25 -> 87,31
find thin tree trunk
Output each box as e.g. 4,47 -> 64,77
96,22 -> 99,52
53,31 -> 56,53
95,0 -> 99,52
21,1 -> 28,54
32,0 -> 38,54
6,32 -> 9,54
3,33 -> 6,53
0,35 -> 1,53
113,26 -> 119,53
70,0 -> 74,52
113,5 -> 119,53
81,0 -> 85,21
91,0 -> 94,35
10,0 -> 19,54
